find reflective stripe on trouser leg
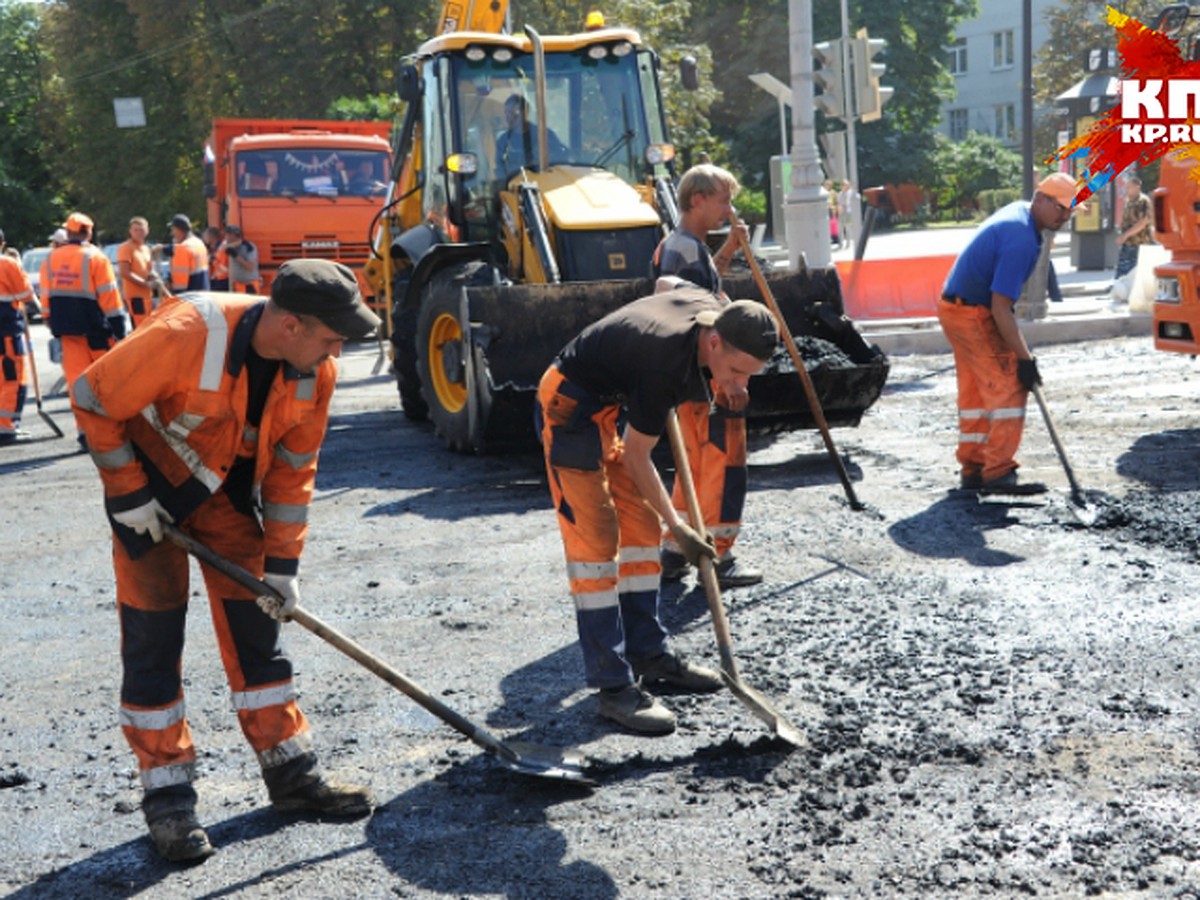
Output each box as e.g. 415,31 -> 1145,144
113,532 -> 198,790
0,336 -> 26,432
665,397 -> 746,558
938,302 -> 1026,483
61,335 -> 108,434
187,490 -> 311,766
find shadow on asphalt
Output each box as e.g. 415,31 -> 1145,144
1116,429 -> 1200,491
886,492 -> 1027,566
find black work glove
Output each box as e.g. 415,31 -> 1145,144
1017,357 -> 1041,391
670,521 -> 717,568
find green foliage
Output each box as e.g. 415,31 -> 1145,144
734,187 -> 767,225
977,187 -> 1022,216
928,131 -> 1022,215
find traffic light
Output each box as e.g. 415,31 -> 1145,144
852,28 -> 893,123
813,39 -> 846,120
818,131 -> 848,183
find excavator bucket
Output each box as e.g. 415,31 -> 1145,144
462,267 -> 889,442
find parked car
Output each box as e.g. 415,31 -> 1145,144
19,247 -> 49,320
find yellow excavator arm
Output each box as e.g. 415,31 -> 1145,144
438,0 -> 508,35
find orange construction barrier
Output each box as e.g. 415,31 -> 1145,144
835,255 -> 956,320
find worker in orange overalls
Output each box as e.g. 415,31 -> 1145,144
203,225 -> 229,290
650,164 -> 760,590
40,212 -> 128,451
939,172 -> 1076,494
535,287 -> 779,736
224,225 -> 263,294
116,216 -> 162,328
0,228 -> 33,445
164,214 -> 210,292
72,259 -> 381,863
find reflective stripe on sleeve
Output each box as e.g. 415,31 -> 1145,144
274,442 -> 315,469
90,442 -> 137,469
263,501 -> 308,525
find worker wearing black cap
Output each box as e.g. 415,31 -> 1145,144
164,214 -> 210,293
72,259 -> 381,863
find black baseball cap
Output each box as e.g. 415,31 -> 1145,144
169,214 -> 192,232
697,300 -> 780,361
271,259 -> 380,340
224,224 -> 242,236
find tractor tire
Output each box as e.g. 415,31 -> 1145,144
415,263 -> 494,453
391,302 -> 427,421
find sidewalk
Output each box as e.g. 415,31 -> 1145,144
758,227 -> 1150,356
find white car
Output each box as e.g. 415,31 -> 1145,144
19,247 -> 49,320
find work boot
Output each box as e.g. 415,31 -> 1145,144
660,548 -> 689,582
598,683 -> 676,735
264,754 -> 373,818
716,556 -> 763,589
143,785 -> 213,864
978,470 -> 1047,496
634,651 -> 724,693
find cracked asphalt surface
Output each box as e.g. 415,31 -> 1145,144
3,325 -> 1200,898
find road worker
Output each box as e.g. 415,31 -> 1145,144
535,286 -> 779,734
72,259 -> 381,863
651,164 -> 761,590
203,225 -> 229,290
939,172 -> 1076,494
116,216 -> 162,328
224,225 -> 263,294
40,212 -> 127,450
164,214 -> 210,292
0,228 -> 33,445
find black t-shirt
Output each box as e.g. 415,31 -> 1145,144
223,344 -> 280,514
555,288 -> 720,436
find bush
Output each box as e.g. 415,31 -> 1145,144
735,187 -> 768,226
977,188 -> 1022,216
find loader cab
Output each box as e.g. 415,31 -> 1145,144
413,30 -> 675,246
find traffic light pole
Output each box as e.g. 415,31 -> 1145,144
838,0 -> 863,252
783,0 -> 832,270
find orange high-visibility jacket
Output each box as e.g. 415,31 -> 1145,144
210,242 -> 229,283
40,242 -> 124,339
0,255 -> 33,337
170,234 -> 210,291
72,293 -> 336,572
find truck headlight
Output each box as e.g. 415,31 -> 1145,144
1156,276 -> 1181,303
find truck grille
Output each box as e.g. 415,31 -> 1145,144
269,239 -> 372,265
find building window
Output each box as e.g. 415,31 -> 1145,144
992,30 -> 1014,69
948,37 -> 967,75
994,104 -> 1016,144
949,108 -> 969,141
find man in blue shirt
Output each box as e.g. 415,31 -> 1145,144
939,172 -> 1075,494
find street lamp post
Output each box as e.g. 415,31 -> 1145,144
783,0 -> 831,270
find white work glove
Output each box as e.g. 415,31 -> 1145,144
257,573 -> 300,621
112,498 -> 173,543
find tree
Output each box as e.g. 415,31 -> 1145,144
0,2 -> 62,247
929,131 -> 1023,214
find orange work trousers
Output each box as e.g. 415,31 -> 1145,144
536,365 -> 669,689
664,394 -> 747,558
113,489 -> 311,793
0,333 -> 27,436
62,334 -> 113,435
938,299 -> 1027,483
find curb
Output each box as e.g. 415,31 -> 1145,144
862,311 -> 1152,356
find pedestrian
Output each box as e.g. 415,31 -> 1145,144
203,225 -> 228,291
839,181 -> 859,250
40,212 -> 128,451
0,228 -> 34,445
224,225 -> 263,294
1112,174 -> 1153,289
71,259 -> 381,863
535,286 -> 780,734
116,216 -> 162,328
163,214 -> 210,293
938,172 -> 1076,495
48,227 -> 68,248
650,163 -> 762,590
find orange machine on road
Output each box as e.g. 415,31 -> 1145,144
204,118 -> 391,312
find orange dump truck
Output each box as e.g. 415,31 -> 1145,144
204,118 -> 391,312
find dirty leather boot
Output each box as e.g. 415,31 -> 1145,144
143,784 -> 214,863
263,753 -> 373,817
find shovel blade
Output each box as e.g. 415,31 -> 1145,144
721,671 -> 808,748
496,741 -> 595,785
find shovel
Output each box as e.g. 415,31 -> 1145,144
730,216 -> 864,511
1031,383 -> 1096,525
666,412 -> 807,747
19,305 -> 64,438
162,523 -> 593,785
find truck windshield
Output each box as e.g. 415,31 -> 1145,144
235,148 -> 389,198
451,44 -> 658,198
